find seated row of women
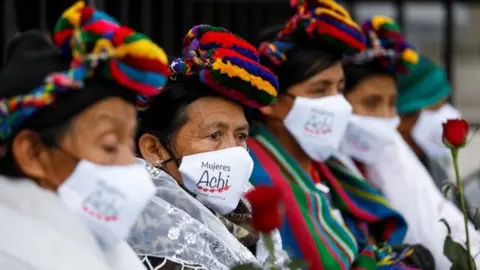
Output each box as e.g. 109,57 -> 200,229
0,1 -> 474,269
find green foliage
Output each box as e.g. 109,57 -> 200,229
444,235 -> 476,270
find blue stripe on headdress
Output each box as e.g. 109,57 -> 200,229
116,61 -> 168,88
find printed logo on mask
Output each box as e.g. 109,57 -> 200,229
196,161 -> 231,194
304,109 -> 334,135
82,181 -> 126,222
343,125 -> 374,152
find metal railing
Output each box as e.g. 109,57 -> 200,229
0,0 -> 473,104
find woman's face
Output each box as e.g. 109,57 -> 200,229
173,96 -> 249,154
398,97 -> 448,154
260,61 -> 345,120
345,74 -> 397,118
139,95 -> 249,183
12,97 -> 137,190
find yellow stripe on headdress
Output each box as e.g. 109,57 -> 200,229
115,40 -> 168,63
314,8 -> 362,31
317,0 -> 350,18
371,16 -> 395,31
402,48 -> 419,64
63,1 -> 85,28
212,59 -> 277,97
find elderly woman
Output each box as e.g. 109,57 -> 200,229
340,16 -> 480,270
396,55 -> 461,189
128,25 -> 288,270
0,2 -> 169,270
248,1 -> 423,269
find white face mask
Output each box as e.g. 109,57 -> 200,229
57,160 -> 156,250
339,115 -> 398,164
283,95 -> 353,162
412,104 -> 461,158
179,147 -> 254,215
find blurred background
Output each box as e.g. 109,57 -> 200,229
1,0 -> 480,204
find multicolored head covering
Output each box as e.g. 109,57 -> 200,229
169,25 -> 279,108
345,16 -> 418,74
0,1 -> 169,147
259,0 -> 366,68
396,55 -> 452,115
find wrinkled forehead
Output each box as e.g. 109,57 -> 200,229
70,97 -> 137,135
183,96 -> 249,130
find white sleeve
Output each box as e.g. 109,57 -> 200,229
366,133 -> 480,270
0,251 -> 36,270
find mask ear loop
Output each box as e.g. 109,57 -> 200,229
155,146 -> 181,168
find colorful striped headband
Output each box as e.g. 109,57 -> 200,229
170,24 -> 279,108
344,15 -> 419,74
259,0 -> 366,67
0,1 -> 169,142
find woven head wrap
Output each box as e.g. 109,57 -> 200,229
345,16 -> 418,74
170,25 -> 279,108
259,0 -> 367,68
396,55 -> 452,115
0,1 -> 169,144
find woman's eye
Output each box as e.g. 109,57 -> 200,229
364,99 -> 378,110
237,133 -> 248,141
100,134 -> 120,153
209,131 -> 220,140
102,144 -> 118,154
312,89 -> 327,97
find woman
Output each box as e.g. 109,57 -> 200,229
340,16 -> 418,168
0,2 -> 169,270
128,25 -> 288,270
396,55 -> 461,189
250,0 -> 417,269
341,16 -> 480,270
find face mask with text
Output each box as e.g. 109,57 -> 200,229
179,147 -> 254,215
58,160 -> 155,249
340,114 -> 399,164
283,94 -> 353,161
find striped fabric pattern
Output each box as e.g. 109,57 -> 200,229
248,125 -> 416,269
0,1 -> 170,141
0,71 -> 84,141
170,25 -> 279,108
360,16 -> 418,74
258,0 -> 366,70
53,1 -> 170,109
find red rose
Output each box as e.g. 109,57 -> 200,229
443,119 -> 469,148
245,186 -> 282,233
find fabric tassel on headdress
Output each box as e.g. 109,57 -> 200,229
345,15 -> 419,74
259,0 -> 366,68
170,24 -> 279,108
0,1 -> 169,143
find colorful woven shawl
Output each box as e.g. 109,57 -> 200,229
248,125 -> 415,269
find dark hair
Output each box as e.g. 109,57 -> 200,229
257,25 -> 343,93
343,61 -> 395,96
137,76 -> 252,153
0,122 -> 70,177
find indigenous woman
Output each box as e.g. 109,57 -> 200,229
128,25 -> 289,270
249,0 -> 417,269
0,2 -> 169,270
341,16 -> 480,270
396,55 -> 461,189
